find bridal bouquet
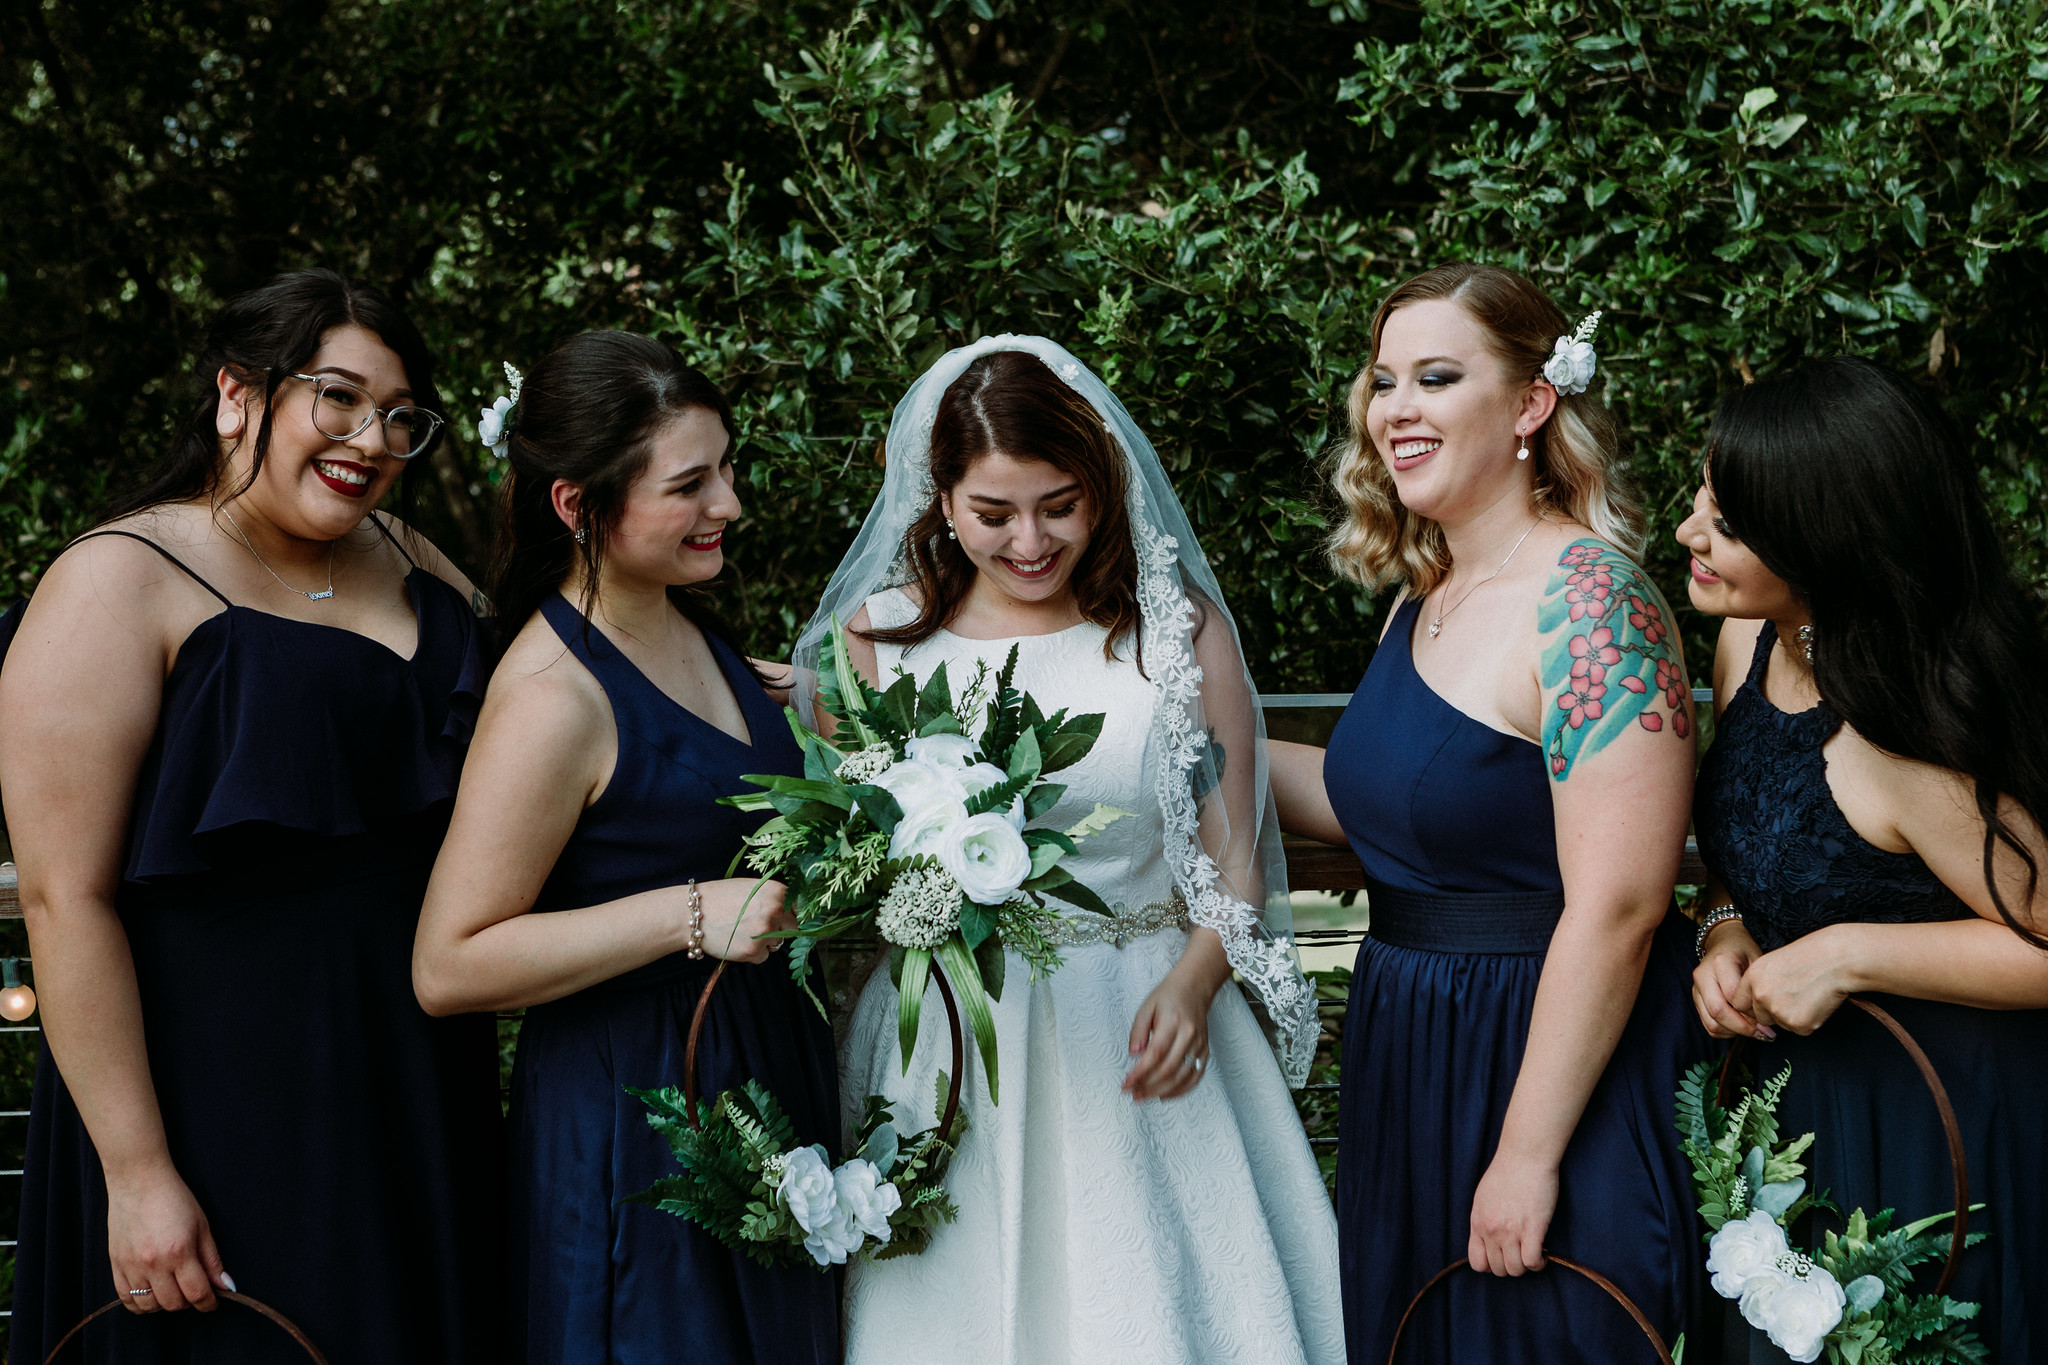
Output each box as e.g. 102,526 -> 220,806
630,620 -> 1122,1269
731,617 -> 1125,1104
1674,1060 -> 1986,1364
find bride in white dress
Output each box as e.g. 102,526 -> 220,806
792,337 -> 1342,1364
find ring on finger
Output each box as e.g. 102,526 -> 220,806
1181,1053 -> 1205,1073
127,1287 -> 154,1298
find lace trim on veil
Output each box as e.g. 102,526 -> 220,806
1134,518 -> 1318,1086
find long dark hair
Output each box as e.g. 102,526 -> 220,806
866,349 -> 1140,660
488,331 -> 761,673
1709,355 -> 2048,947
103,268 -> 439,524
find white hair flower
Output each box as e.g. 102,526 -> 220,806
478,361 -> 525,459
1542,310 -> 1602,396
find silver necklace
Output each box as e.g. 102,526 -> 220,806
218,504 -> 336,602
1428,516 -> 1541,638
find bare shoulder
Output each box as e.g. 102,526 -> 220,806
484,613 -> 610,742
374,513 -> 484,613
1534,533 -> 1694,779
19,507 -> 222,646
843,603 -> 881,684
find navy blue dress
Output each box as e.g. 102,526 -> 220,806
1696,621 -> 2048,1363
508,594 -> 839,1365
2,526 -> 504,1364
1325,597 -> 1712,1364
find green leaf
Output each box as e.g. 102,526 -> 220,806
935,936 -> 1001,1104
973,929 -> 1006,1002
746,775 -> 854,811
1739,86 -> 1779,119
1022,782 -> 1067,820
1006,725 -> 1042,784
916,660 -> 953,726
882,673 -> 919,734
851,784 -> 904,836
1063,803 -> 1132,840
896,946 -> 931,1072
958,897 -> 997,950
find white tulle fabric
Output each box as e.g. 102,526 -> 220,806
840,590 -> 1343,1364
792,334 -> 1317,1085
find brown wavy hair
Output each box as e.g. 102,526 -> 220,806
1327,262 -> 1645,594
865,349 -> 1140,660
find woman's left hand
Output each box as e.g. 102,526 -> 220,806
1123,966 -> 1215,1102
1468,1153 -> 1559,1277
1728,925 -> 1859,1035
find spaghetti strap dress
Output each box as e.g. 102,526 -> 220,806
508,593 -> 840,1365
1,524 -> 504,1364
1323,596 -> 1714,1364
1695,621 -> 2048,1362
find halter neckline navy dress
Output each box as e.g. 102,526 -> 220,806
1324,596 -> 1712,1363
509,594 -> 840,1365
1695,621 -> 2048,1362
2,523 -> 504,1364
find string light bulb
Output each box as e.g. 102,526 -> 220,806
0,958 -> 36,1022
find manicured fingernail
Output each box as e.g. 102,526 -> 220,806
221,1273 -> 237,1293
1755,1026 -> 1776,1040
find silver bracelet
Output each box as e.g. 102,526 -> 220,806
1694,905 -> 1743,961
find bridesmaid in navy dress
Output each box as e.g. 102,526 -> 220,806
1682,358 -> 2048,1360
0,270 -> 503,1362
411,332 -> 839,1364
1271,263 -> 1713,1361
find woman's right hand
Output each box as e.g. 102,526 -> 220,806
106,1161 -> 232,1313
1692,919 -> 1773,1039
695,878 -> 796,964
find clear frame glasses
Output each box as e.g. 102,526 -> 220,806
287,373 -> 445,459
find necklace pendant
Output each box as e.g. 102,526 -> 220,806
1428,619 -> 1442,638
306,589 -> 335,601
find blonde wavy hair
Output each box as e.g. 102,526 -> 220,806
1327,263 -> 1645,594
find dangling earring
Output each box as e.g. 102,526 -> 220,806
946,519 -> 958,541
1516,433 -> 1531,461
1796,623 -> 1814,664
574,526 -> 588,545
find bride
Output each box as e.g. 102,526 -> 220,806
794,337 -> 1342,1363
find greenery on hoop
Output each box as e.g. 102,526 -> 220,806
1675,1059 -> 1986,1364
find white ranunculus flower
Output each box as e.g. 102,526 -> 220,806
939,811 -> 1034,904
960,761 -> 1026,831
888,797 -> 968,863
832,1158 -> 903,1242
778,1144 -> 838,1234
802,1203 -> 866,1267
477,394 -> 515,456
905,733 -> 979,770
1543,335 -> 1598,396
1740,1261 -> 1845,1363
1708,1210 -> 1792,1299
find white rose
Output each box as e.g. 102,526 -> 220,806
477,394 -> 515,455
905,733 -> 978,770
777,1145 -> 838,1234
832,1158 -> 903,1242
872,758 -> 970,860
1739,1262 -> 1845,1363
1707,1210 -> 1791,1299
938,811 -> 1034,904
801,1203 -> 867,1267
1543,336 -> 1598,395
888,797 -> 968,862
960,761 -> 1026,831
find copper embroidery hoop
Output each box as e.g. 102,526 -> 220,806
46,1290 -> 328,1364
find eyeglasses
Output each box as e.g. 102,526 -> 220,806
287,374 -> 446,459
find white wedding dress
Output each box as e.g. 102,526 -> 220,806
840,587 -> 1344,1365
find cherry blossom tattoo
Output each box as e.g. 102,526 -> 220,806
1538,540 -> 1692,780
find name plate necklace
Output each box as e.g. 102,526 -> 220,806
1428,515 -> 1541,638
219,504 -> 338,602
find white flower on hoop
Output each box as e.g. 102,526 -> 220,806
1542,310 -> 1602,396
477,361 -> 525,459
1737,1256 -> 1847,1363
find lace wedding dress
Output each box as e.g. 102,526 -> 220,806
839,587 -> 1344,1365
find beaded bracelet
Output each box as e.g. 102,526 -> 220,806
685,878 -> 706,961
1694,904 -> 1743,961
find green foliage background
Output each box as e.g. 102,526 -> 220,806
1,0 -> 2045,1334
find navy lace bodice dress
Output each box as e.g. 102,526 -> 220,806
508,594 -> 839,1365
1696,622 -> 2048,1362
2,525 -> 504,1364
1325,597 -> 1713,1364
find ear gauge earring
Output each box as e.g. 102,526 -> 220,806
1796,623 -> 1815,664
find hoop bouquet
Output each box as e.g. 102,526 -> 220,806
630,619 -> 1125,1268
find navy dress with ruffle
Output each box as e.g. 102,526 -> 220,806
1696,621 -> 2048,1362
508,593 -> 839,1365
1,525 -> 504,1363
1324,597 -> 1714,1364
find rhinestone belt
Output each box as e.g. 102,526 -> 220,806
1042,895 -> 1190,948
